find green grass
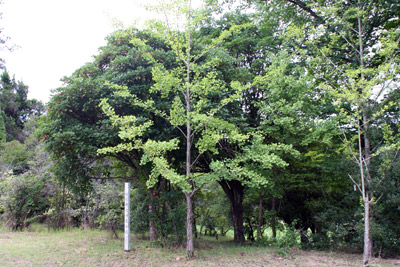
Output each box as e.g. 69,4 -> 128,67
0,226 -> 399,266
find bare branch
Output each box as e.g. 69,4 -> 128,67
349,174 -> 363,194
277,0 -> 326,24
191,152 -> 203,168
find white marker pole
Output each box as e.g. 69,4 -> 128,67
124,182 -> 131,252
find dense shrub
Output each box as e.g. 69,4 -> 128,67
0,172 -> 49,230
94,181 -> 124,238
131,183 -> 186,245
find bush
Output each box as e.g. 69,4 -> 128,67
130,183 -> 186,246
44,183 -> 79,231
94,181 -> 124,238
253,223 -> 300,258
276,224 -> 300,257
154,187 -> 186,244
0,172 -> 49,230
130,185 -> 150,236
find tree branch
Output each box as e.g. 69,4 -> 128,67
279,0 -> 326,24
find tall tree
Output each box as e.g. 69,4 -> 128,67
204,7 -> 331,243
275,0 -> 400,264
99,0 -> 254,257
196,8 -> 286,243
38,29 -> 178,238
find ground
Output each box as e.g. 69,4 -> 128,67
0,226 -> 399,266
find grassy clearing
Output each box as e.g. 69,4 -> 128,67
0,226 -> 399,267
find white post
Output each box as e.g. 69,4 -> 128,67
124,182 -> 131,252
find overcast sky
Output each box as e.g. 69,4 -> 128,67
1,0 -> 153,103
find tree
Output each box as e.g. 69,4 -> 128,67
99,0 -> 252,257
0,110 -> 5,142
0,70 -> 44,142
0,119 -> 53,231
38,29 -> 178,238
196,8 -> 304,243
206,6 -> 336,243
277,0 -> 400,264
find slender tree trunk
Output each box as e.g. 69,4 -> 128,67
362,111 -> 373,263
62,183 -> 65,210
185,193 -> 194,258
358,116 -> 372,266
246,217 -> 255,241
219,180 -> 245,243
358,10 -> 372,259
271,196 -> 277,240
363,197 -> 372,266
184,1 -> 195,256
257,194 -> 264,241
185,74 -> 194,256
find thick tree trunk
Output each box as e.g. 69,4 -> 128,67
232,201 -> 245,243
185,193 -> 194,258
193,196 -> 198,238
149,199 -> 157,241
219,180 -> 245,243
257,194 -> 263,241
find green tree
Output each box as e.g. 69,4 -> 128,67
38,29 -> 178,238
0,110 -> 6,142
196,8 -> 306,243
0,137 -> 53,231
0,70 -> 44,142
278,0 -> 400,264
99,0 -> 252,257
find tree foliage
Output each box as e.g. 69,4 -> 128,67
0,71 -> 44,142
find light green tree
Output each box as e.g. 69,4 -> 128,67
99,0 -> 249,257
282,0 -> 400,264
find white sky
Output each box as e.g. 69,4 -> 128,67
1,0 -> 155,103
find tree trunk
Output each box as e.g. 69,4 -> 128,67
363,197 -> 372,266
193,196 -> 198,238
185,193 -> 194,258
219,180 -> 245,243
194,216 -> 198,238
246,217 -> 255,241
271,196 -> 277,240
149,193 -> 158,241
257,194 -> 263,241
357,9 -> 373,265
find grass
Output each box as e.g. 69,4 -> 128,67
0,225 -> 399,267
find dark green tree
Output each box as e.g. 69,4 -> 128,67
38,28 -> 179,239
0,71 -> 44,142
0,110 -> 5,142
